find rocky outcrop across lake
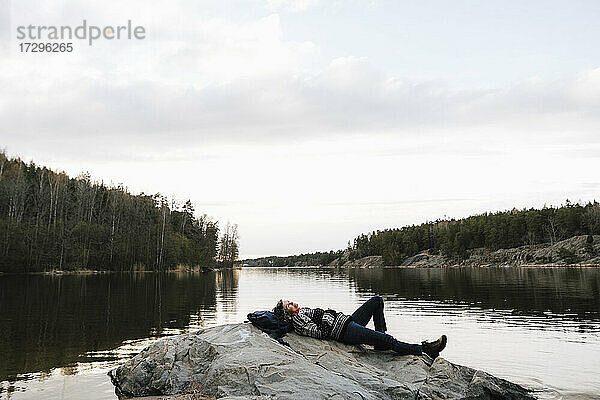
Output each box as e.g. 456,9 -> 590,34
402,235 -> 600,268
109,323 -> 534,400
329,235 -> 600,268
329,255 -> 385,268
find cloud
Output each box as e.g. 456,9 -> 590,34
570,67 -> 600,107
3,58 -> 600,158
263,0 -> 378,13
265,0 -> 324,13
2,2 -> 600,163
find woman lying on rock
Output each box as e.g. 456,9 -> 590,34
273,296 -> 447,361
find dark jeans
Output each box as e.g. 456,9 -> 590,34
341,296 -> 422,356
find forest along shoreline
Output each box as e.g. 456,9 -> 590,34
243,234 -> 600,269
0,151 -> 240,274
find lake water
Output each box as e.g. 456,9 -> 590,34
1,267 -> 599,400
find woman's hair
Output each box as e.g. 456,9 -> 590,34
272,299 -> 291,324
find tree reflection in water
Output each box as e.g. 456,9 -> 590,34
0,270 -> 240,380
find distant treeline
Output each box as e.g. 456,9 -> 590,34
0,151 -> 239,272
243,250 -> 344,267
245,201 -> 600,266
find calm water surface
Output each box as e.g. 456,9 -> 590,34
1,267 -> 599,399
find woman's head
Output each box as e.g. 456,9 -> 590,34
281,300 -> 299,314
272,299 -> 299,322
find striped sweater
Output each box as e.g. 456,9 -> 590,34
291,307 -> 352,341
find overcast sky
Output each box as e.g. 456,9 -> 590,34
1,0 -> 600,258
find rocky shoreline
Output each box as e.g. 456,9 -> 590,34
108,323 -> 535,399
325,235 -> 600,269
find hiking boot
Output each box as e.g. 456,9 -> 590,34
421,335 -> 447,360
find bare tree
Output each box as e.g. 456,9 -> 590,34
155,195 -> 170,270
218,222 -> 239,267
544,210 -> 558,245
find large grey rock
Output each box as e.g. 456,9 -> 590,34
108,323 -> 535,400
